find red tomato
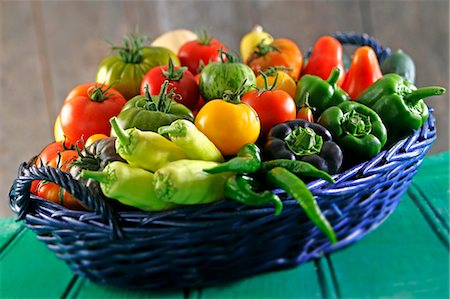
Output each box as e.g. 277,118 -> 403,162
241,89 -> 296,137
59,83 -> 126,144
140,63 -> 200,110
297,107 -> 315,122
46,150 -> 79,171
178,37 -> 228,75
36,181 -> 85,210
35,141 -> 81,167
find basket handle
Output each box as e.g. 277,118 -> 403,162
331,32 -> 392,64
9,163 -> 124,239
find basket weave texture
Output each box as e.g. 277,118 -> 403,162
9,33 -> 435,289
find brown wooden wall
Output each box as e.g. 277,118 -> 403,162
1,0 -> 448,217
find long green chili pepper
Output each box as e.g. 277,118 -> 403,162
261,159 -> 335,184
110,116 -> 187,172
204,143 -> 261,174
266,167 -> 337,244
224,174 -> 283,216
81,161 -> 177,211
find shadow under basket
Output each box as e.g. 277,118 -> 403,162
9,33 -> 436,290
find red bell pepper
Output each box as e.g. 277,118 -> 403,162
302,36 -> 345,87
342,46 -> 382,100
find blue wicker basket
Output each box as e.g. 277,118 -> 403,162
8,33 -> 435,290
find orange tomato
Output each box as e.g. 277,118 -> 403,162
194,99 -> 260,156
255,70 -> 297,98
248,38 -> 303,80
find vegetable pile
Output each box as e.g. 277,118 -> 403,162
31,27 -> 446,245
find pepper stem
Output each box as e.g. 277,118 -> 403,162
284,127 -> 323,156
110,117 -> 131,147
342,110 -> 372,137
404,86 -> 446,105
80,169 -> 109,183
326,67 -> 341,86
157,122 -> 187,137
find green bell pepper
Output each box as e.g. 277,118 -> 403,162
357,74 -> 446,145
295,67 -> 350,118
115,80 -> 194,134
318,101 -> 387,161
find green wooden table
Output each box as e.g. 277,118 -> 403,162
1,152 -> 449,299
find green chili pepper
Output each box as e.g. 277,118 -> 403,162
261,159 -> 335,183
110,116 -> 187,172
224,174 -> 283,216
114,80 -> 194,133
357,74 -> 446,145
154,159 -> 232,205
318,101 -> 387,161
81,161 -> 176,211
266,167 -> 337,244
158,119 -> 224,162
203,143 -> 261,174
295,67 -> 350,119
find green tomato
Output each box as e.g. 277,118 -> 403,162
96,45 -> 179,100
199,61 -> 256,101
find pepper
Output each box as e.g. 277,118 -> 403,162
295,67 -> 349,119
81,161 -> 177,211
110,116 -> 187,172
341,46 -> 383,100
318,101 -> 387,161
115,80 -> 194,133
224,174 -> 283,216
203,143 -> 262,174
264,120 -> 343,175
153,159 -> 232,205
266,167 -> 337,244
302,35 -> 345,87
357,74 -> 446,144
261,159 -> 335,184
158,119 -> 224,162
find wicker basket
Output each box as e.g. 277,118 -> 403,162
8,33 -> 436,290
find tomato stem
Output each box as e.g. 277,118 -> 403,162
162,58 -> 188,81
197,29 -> 212,45
223,79 -> 248,104
111,30 -> 147,64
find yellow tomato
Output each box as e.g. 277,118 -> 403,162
194,100 -> 260,156
255,70 -> 297,98
85,134 -> 108,147
54,114 -> 65,142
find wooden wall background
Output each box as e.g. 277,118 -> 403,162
1,0 -> 449,217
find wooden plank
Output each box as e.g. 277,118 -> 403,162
0,217 -> 24,253
0,1 -> 52,218
200,262 -> 321,299
368,1 -> 449,154
329,192 -> 449,298
412,152 -> 449,226
67,278 -> 184,299
0,229 -> 75,298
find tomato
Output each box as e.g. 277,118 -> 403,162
241,89 -> 296,137
199,54 -> 256,102
35,141 -> 78,167
59,83 -> 126,144
36,181 -> 85,210
178,33 -> 228,75
85,134 -> 108,147
248,38 -> 303,80
296,107 -> 315,122
194,99 -> 260,156
140,60 -> 200,110
255,70 -> 297,98
96,33 -> 180,100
